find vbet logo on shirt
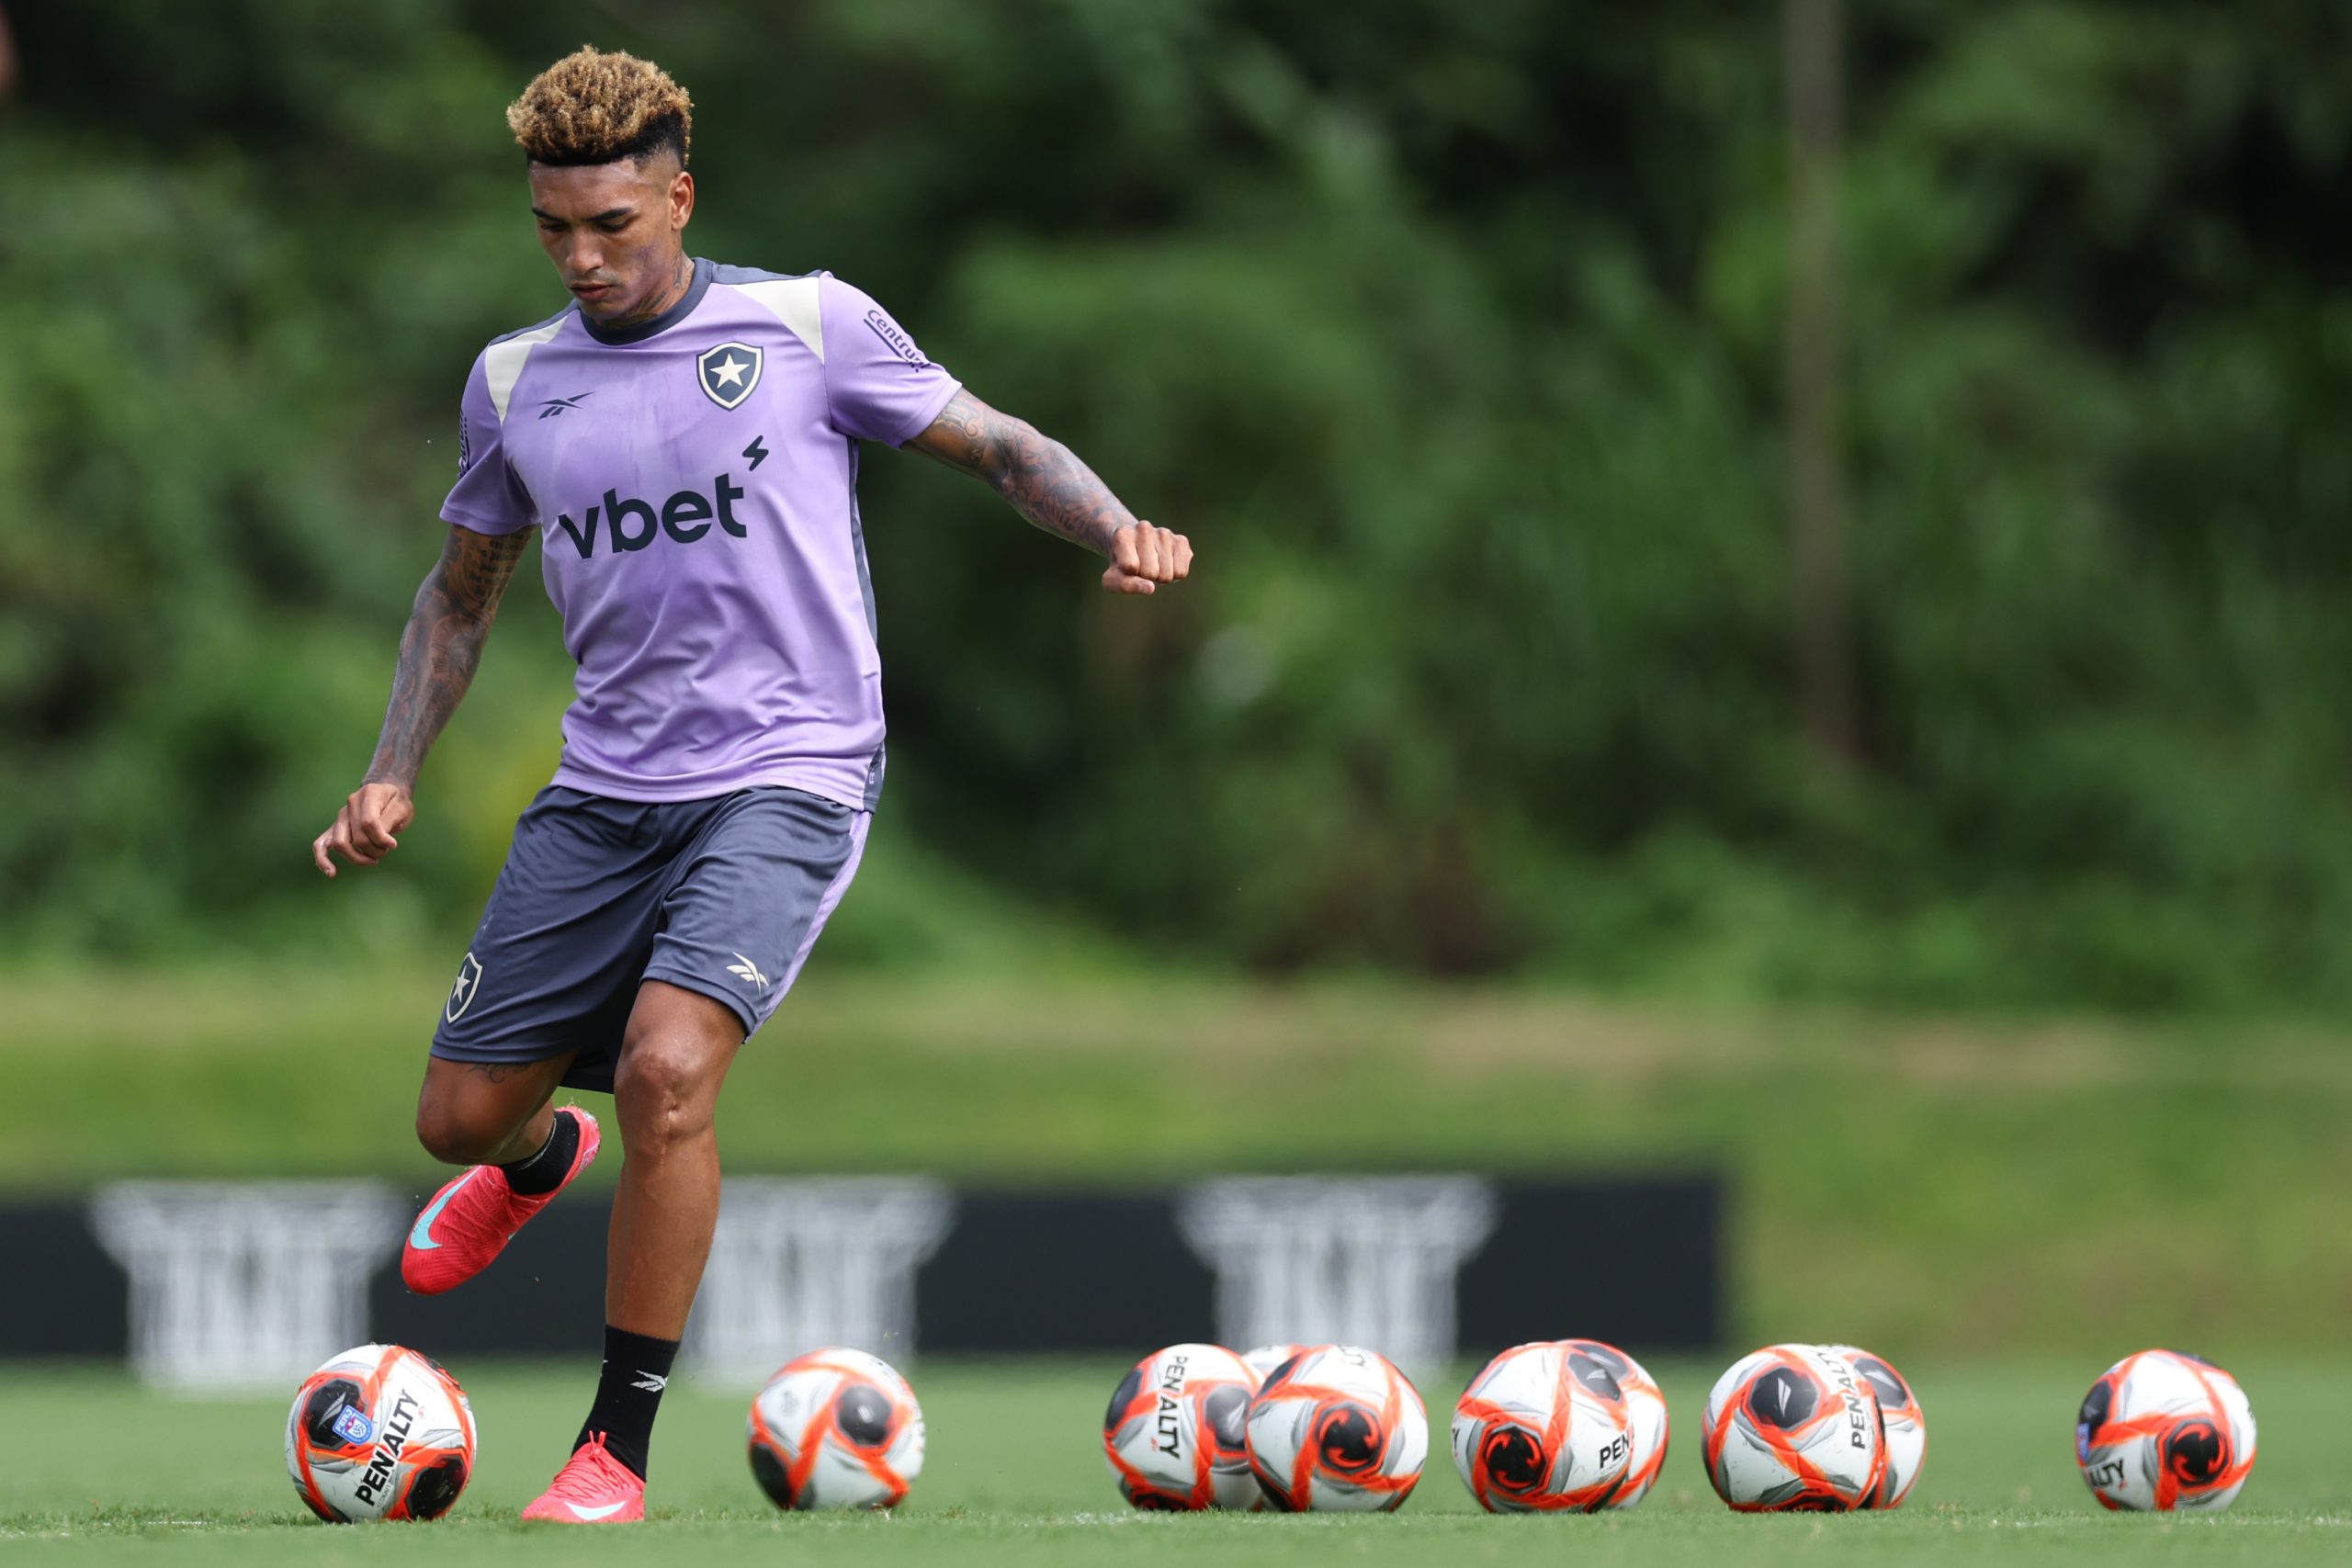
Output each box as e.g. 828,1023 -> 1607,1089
439,260 -> 963,813
550,473 -> 751,558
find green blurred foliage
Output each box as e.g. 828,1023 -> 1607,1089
4,0 -> 2352,1009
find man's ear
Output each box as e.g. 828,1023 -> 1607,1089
671,169 -> 695,230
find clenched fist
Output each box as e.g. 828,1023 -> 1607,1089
313,782 -> 415,876
1103,521 -> 1193,596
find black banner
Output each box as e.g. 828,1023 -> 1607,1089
1,1173 -> 1720,1362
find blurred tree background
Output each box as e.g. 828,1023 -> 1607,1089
5,0 -> 2352,1012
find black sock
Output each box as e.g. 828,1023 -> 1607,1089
575,1325 -> 679,1480
499,1108 -> 580,1197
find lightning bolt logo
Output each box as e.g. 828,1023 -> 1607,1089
742,435 -> 769,471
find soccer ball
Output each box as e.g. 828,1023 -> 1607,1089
1451,1341 -> 1633,1511
1560,1339 -> 1670,1509
284,1344 -> 475,1522
1102,1343 -> 1262,1509
1245,1344 -> 1426,1511
1241,1343 -> 1308,1382
747,1348 -> 924,1509
2075,1349 -> 2256,1511
1702,1343 -> 1885,1511
1829,1345 -> 1926,1507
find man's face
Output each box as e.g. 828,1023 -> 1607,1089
527,154 -> 695,324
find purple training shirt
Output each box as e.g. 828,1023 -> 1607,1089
441,260 -> 961,808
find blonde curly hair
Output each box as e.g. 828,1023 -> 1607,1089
506,46 -> 693,167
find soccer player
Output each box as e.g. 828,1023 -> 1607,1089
311,48 -> 1190,1523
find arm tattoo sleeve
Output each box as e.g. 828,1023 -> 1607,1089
910,389 -> 1138,555
363,525 -> 529,791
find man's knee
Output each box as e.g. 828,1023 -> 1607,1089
614,1041 -> 718,1150
414,1098 -> 508,1166
615,1006 -> 737,1155
414,1071 -> 537,1166
412,1054 -> 567,1166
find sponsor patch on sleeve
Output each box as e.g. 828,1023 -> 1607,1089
863,308 -> 930,367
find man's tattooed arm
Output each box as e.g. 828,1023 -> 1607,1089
313,523 -> 529,876
906,389 -> 1139,555
363,525 -> 529,792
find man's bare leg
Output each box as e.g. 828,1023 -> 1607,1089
608,980 -> 744,1333
573,980 -> 745,1481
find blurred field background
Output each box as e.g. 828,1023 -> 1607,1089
7,964 -> 2352,1359
6,0 -> 2352,1376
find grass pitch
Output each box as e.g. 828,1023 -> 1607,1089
4,1357 -> 2347,1565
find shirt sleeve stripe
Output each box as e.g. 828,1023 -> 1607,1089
482,318 -> 569,423
731,277 -> 826,364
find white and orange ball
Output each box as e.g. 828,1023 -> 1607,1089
1828,1345 -> 1926,1507
1702,1343 -> 1885,1511
2075,1349 -> 2256,1512
1246,1344 -> 1427,1511
284,1344 -> 476,1522
1102,1343 -> 1261,1509
747,1348 -> 924,1510
1241,1344 -> 1309,1382
1559,1339 -> 1670,1508
1451,1341 -> 1634,1512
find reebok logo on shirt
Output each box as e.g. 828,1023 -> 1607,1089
553,473 -> 750,558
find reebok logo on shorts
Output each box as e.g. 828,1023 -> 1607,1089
726,953 -> 772,990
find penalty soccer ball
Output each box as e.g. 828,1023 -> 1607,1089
1241,1343 -> 1307,1382
2075,1349 -> 2256,1511
1245,1344 -> 1427,1511
1829,1344 -> 1927,1507
1559,1338 -> 1670,1509
747,1348 -> 925,1510
1702,1343 -> 1886,1511
1102,1343 -> 1261,1509
1451,1341 -> 1633,1512
284,1344 -> 475,1522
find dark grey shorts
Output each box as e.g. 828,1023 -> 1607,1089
430,784 -> 871,1093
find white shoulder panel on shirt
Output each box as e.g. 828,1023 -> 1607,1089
482,318 -> 568,423
730,277 -> 826,364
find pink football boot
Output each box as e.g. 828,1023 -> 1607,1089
401,1106 -> 600,1295
521,1433 -> 645,1524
